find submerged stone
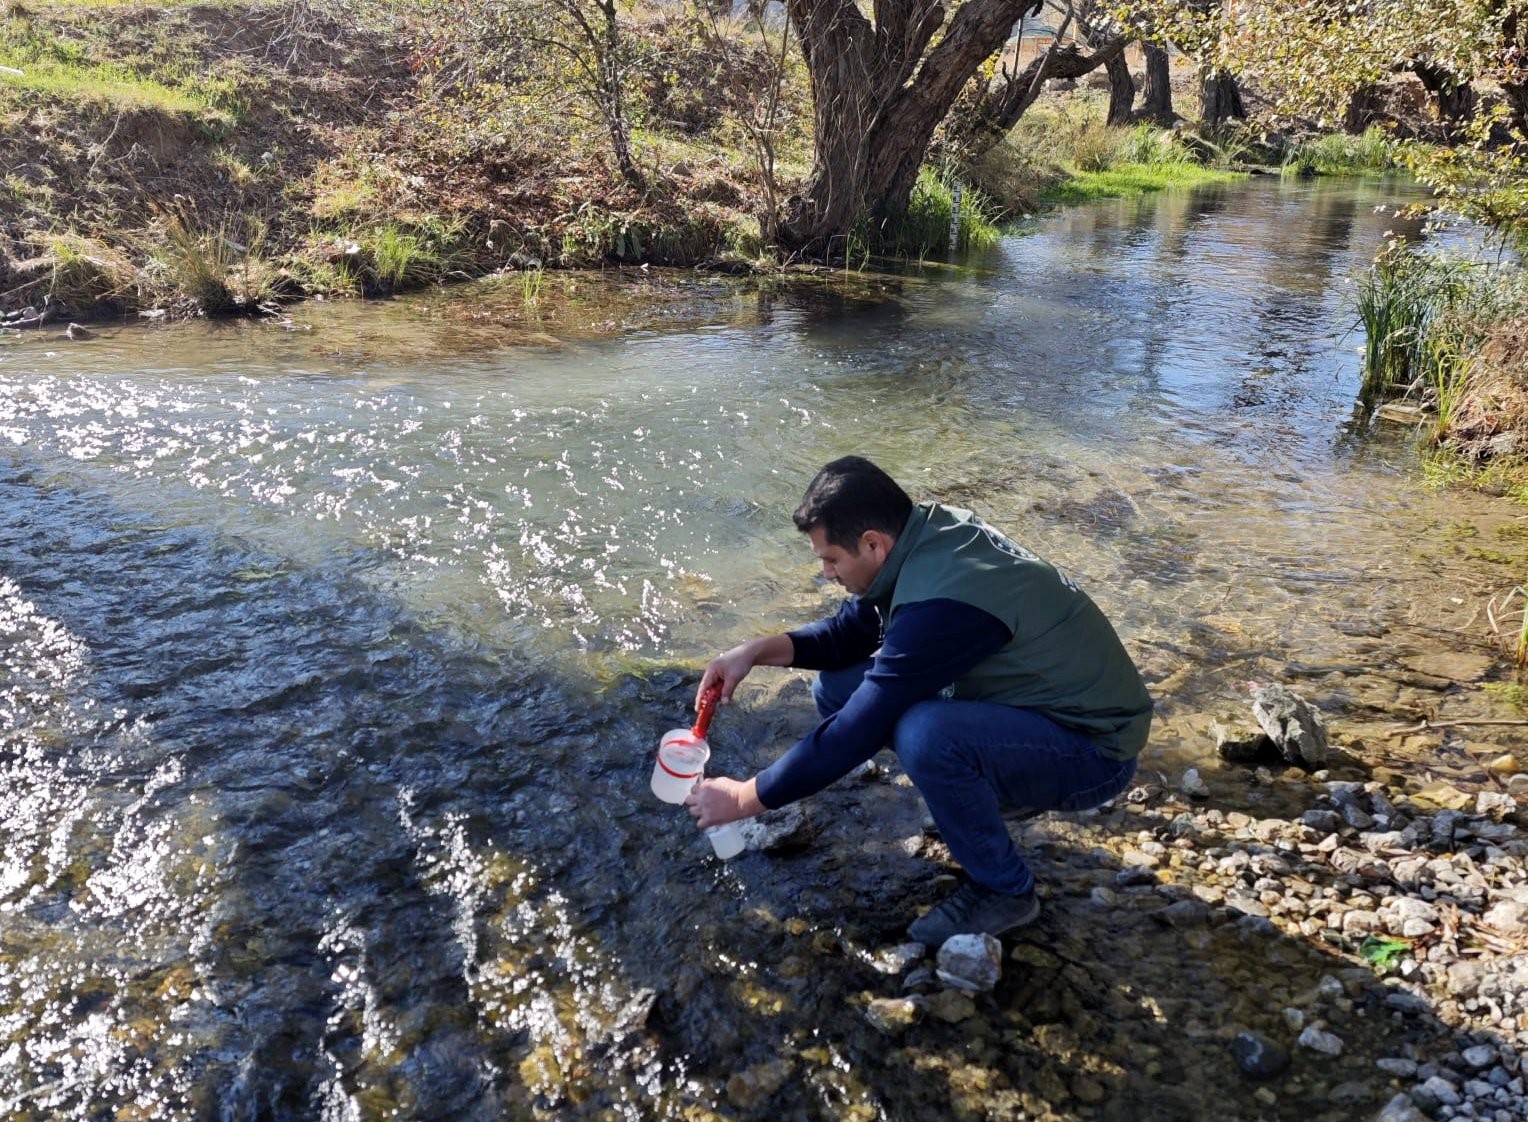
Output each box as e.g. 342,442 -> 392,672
1228,1030 -> 1291,1079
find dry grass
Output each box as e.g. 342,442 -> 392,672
1441,318 -> 1528,465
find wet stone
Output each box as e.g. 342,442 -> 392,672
864,996 -> 922,1034
936,933 -> 1002,993
1377,1093 -> 1431,1122
919,989 -> 977,1024
1417,1074 -> 1463,1107
1228,1030 -> 1291,1079
1461,1045 -> 1499,1069
1329,1079 -> 1375,1105
1298,1025 -> 1345,1056
1303,808 -> 1343,833
725,1059 -> 793,1110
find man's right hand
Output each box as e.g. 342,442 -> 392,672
697,634 -> 794,709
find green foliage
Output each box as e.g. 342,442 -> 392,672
1114,124 -> 1199,167
366,223 -> 443,292
895,166 -> 1004,258
1282,128 -> 1395,178
1398,106 -> 1528,244
1355,241 -> 1526,419
1358,935 -> 1412,972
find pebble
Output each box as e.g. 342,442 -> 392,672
1228,1030 -> 1291,1079
935,933 -> 1002,992
1461,1045 -> 1498,1069
1377,1093 -> 1430,1122
1297,1024 -> 1344,1055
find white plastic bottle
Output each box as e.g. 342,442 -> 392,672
705,821 -> 747,860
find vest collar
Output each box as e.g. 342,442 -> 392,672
863,502 -> 931,609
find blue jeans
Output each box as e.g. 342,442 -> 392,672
815,661 -> 1138,896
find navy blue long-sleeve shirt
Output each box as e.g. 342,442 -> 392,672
753,596 -> 1011,808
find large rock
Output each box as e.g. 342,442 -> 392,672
1248,682 -> 1329,767
739,804 -> 814,852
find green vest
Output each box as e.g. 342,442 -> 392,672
862,503 -> 1153,759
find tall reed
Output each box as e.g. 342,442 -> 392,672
1355,241 -> 1433,409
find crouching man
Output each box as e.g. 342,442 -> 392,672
685,455 -> 1153,944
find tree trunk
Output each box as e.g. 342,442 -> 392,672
1139,42 -> 1173,123
1411,61 -> 1479,132
1105,48 -> 1134,125
951,37 -> 1128,158
777,0 -> 1035,257
1199,68 -> 1245,129
1344,84 -> 1384,133
595,0 -> 642,189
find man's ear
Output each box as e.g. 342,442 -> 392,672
861,529 -> 893,558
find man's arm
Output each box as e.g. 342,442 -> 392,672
752,599 -> 1011,809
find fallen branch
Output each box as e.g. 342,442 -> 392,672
1384,718 -> 1528,738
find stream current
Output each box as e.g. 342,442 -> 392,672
2,176 -> 1525,1120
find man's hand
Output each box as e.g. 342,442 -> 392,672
685,776 -> 766,829
697,634 -> 794,709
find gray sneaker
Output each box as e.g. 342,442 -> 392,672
907,882 -> 1041,945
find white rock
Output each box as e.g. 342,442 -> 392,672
935,932 -> 1002,992
1181,768 -> 1210,798
1461,1044 -> 1498,1069
1297,1025 -> 1344,1055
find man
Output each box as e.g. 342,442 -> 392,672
685,456 -> 1153,945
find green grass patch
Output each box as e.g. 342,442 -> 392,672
1040,163 -> 1243,206
0,17 -> 236,119
1283,127 -> 1395,177
893,166 -> 1005,258
0,60 -> 213,113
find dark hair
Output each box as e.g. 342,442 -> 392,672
792,456 -> 914,551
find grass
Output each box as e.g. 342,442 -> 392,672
1355,240 -> 1438,409
1039,163 -> 1241,206
0,56 -> 221,114
1283,127 -> 1395,177
894,166 -> 1005,257
37,232 -> 140,307
147,211 -> 279,313
1488,586 -> 1528,668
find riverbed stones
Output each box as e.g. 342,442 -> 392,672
725,1059 -> 793,1110
1181,768 -> 1210,798
919,988 -> 978,1023
936,933 -> 1002,992
1376,1093 -> 1430,1122
739,804 -> 813,851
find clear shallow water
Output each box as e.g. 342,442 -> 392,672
1,176 -> 1522,1120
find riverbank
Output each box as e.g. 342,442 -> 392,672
1,0 -> 1248,327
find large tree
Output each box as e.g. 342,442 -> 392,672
777,0 -> 1040,254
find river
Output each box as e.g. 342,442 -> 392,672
1,175 -> 1524,1121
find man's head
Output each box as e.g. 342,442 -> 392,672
792,456 -> 913,595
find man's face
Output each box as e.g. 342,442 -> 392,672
807,526 -> 888,596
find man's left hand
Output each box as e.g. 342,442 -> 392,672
685,776 -> 766,829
